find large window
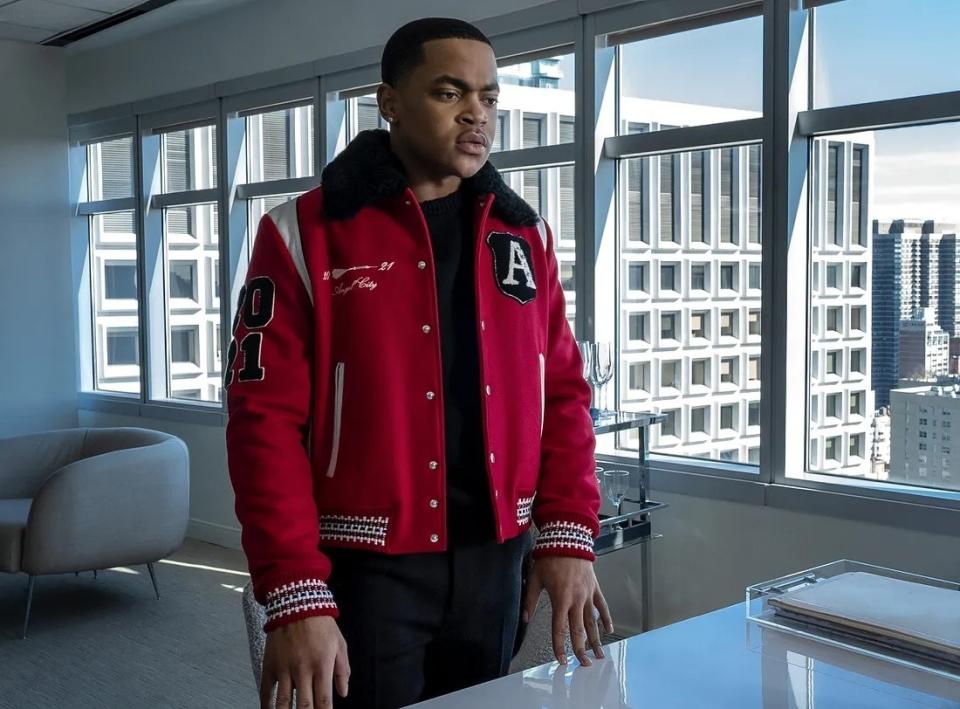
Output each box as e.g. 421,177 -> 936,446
813,0 -> 960,108
82,136 -> 140,395
606,10 -> 764,465
810,121 -> 960,489
617,142 -> 763,464
156,124 -> 221,403
618,14 -> 762,131
242,103 -> 314,183
493,52 -> 575,152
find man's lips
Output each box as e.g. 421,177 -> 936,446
457,131 -> 487,147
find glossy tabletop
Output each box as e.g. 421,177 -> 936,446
411,601 -> 960,708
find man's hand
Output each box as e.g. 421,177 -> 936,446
260,615 -> 350,709
521,556 -> 614,666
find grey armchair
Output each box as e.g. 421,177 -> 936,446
0,427 -> 190,638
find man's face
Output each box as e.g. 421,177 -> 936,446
380,38 -> 499,181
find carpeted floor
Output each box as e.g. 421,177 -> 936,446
0,538 -> 256,708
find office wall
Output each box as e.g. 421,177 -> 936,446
0,40 -> 76,438
65,0 -> 560,114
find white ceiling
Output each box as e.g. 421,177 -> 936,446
0,0 -> 142,43
0,0 -> 253,45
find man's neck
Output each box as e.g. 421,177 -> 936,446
389,132 -> 463,203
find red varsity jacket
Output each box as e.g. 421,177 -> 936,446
225,130 -> 601,632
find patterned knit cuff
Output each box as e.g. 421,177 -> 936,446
263,578 -> 338,632
531,520 -> 596,561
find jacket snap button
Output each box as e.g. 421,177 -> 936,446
426,391 -> 435,400
418,260 -> 427,270
489,452 -> 496,463
429,499 -> 439,509
485,385 -> 492,396
422,324 -> 431,334
430,534 -> 439,543
429,461 -> 438,470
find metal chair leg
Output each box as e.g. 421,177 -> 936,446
21,575 -> 36,639
146,562 -> 160,600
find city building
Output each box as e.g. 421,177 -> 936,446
889,385 -> 960,490
807,136 -> 875,477
870,406 -> 891,478
873,220 -> 960,407
899,307 -> 950,380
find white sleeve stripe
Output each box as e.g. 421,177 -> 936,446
536,217 -> 549,251
266,199 -> 313,305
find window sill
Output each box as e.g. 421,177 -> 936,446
597,452 -> 960,537
77,391 -> 226,426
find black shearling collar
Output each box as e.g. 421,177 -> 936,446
319,129 -> 540,227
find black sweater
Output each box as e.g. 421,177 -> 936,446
419,187 -> 494,545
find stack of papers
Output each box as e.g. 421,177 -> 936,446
768,571 -> 960,667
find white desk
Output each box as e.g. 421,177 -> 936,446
411,602 -> 960,708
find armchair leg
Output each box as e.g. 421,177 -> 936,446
21,575 -> 36,640
146,562 -> 160,600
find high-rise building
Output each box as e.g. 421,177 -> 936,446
807,137 -> 874,477
889,384 -> 960,490
873,220 -> 960,407
870,406 -> 891,478
899,307 -> 950,380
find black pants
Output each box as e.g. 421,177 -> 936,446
326,531 -> 529,709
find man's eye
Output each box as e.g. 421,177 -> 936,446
485,97 -> 499,106
439,91 -> 458,100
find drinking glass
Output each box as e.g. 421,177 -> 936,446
592,342 -> 614,413
579,340 -> 597,412
602,469 -> 630,516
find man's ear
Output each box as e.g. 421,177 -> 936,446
377,83 -> 398,124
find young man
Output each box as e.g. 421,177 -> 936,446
225,17 -> 610,709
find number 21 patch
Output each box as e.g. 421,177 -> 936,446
224,276 -> 275,388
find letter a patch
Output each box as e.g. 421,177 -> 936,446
486,231 -> 537,304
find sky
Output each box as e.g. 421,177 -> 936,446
549,0 -> 960,225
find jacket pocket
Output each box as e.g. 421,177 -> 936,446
538,352 -> 546,438
325,362 -> 345,478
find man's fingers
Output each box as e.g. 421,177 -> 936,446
333,641 -> 351,698
259,665 -> 276,709
594,586 -> 614,635
568,607 -> 592,667
274,673 -> 294,709
584,603 -> 605,659
551,602 -> 569,664
295,670 -> 315,708
522,568 -> 544,624
314,655 -> 334,708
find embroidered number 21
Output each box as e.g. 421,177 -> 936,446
224,276 -> 276,388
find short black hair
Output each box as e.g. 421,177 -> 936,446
381,18 -> 493,88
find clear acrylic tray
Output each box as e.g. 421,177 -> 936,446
746,559 -> 960,681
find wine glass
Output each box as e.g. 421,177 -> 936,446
592,342 -> 614,413
579,340 -> 597,413
602,469 -> 630,516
